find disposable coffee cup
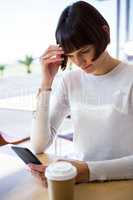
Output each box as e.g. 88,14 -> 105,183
45,161 -> 77,200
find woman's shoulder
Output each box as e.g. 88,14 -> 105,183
121,62 -> 133,75
122,62 -> 133,69
118,62 -> 133,86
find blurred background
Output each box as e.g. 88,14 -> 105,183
0,0 -> 133,153
0,0 -> 133,78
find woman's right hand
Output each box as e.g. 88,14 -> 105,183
28,163 -> 48,187
40,45 -> 64,89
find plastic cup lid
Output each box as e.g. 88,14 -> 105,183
45,161 -> 77,181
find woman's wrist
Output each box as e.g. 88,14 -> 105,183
40,84 -> 52,91
74,161 -> 90,183
37,87 -> 52,97
41,78 -> 53,89
37,80 -> 52,94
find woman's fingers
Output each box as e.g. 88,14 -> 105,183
40,53 -> 64,65
44,57 -> 64,64
39,44 -> 64,82
28,165 -> 48,188
28,163 -> 46,172
47,45 -> 63,52
28,164 -> 47,178
41,50 -> 64,60
42,45 -> 62,56
40,45 -> 64,66
41,45 -> 64,59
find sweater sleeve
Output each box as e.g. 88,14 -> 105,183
87,155 -> 133,181
30,75 -> 70,154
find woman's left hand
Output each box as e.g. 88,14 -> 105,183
57,159 -> 90,184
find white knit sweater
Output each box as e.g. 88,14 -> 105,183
31,62 -> 133,181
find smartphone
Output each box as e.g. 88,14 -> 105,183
11,146 -> 42,165
61,54 -> 68,71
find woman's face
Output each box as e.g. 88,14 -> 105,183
66,44 -> 96,73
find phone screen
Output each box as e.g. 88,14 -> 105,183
11,146 -> 42,165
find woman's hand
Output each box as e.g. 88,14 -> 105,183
28,163 -> 48,187
58,159 -> 90,184
28,159 -> 90,187
40,45 -> 64,90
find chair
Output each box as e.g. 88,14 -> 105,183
57,114 -> 73,141
0,108 -> 32,146
57,132 -> 73,141
0,131 -> 29,146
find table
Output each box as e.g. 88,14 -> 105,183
1,144 -> 133,200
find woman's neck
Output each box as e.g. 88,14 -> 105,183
92,51 -> 121,76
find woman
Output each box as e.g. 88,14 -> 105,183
29,1 -> 133,187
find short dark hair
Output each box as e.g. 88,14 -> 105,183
55,1 -> 110,61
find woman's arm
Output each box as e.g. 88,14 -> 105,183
28,159 -> 90,187
87,155 -> 133,181
30,75 -> 70,154
57,154 -> 133,183
30,45 -> 68,154
28,154 -> 133,186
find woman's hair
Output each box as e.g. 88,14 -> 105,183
55,1 -> 110,61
